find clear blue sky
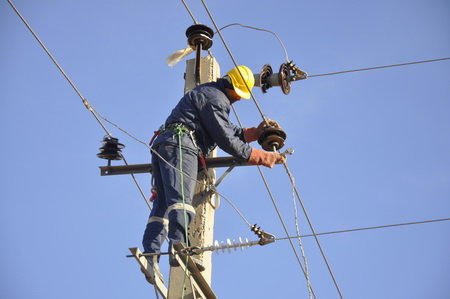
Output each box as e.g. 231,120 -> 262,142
1,1 -> 449,298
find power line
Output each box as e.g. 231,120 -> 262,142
218,23 -> 290,62
308,57 -> 450,78
180,0 -> 198,24
199,2 -> 331,298
7,0 -> 112,137
276,218 -> 450,240
281,161 -> 344,299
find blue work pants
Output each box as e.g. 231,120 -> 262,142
142,133 -> 198,256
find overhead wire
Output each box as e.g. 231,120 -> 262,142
6,0 -> 153,211
12,0 -> 448,296
276,217 -> 450,240
282,161 -> 344,298
201,12 -> 450,298
180,0 -> 198,24
7,0 -> 112,138
198,1 -> 267,123
308,57 -> 450,78
198,1 -> 324,297
288,170 -> 312,299
208,24 -> 450,297
218,23 -> 290,62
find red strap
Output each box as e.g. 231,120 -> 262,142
199,154 -> 207,169
149,190 -> 157,202
149,130 -> 160,146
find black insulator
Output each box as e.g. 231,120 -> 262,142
97,136 -> 125,161
258,127 -> 287,151
279,63 -> 291,95
259,64 -> 273,93
186,24 -> 214,50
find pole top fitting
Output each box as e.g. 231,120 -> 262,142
186,24 -> 214,50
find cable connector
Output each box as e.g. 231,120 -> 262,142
251,224 -> 276,245
287,60 -> 308,81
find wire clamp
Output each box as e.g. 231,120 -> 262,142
281,147 -> 295,156
287,60 -> 308,81
251,224 -> 276,245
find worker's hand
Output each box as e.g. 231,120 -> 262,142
244,119 -> 281,143
257,119 -> 280,132
247,148 -> 286,168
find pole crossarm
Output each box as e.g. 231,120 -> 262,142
99,156 -> 249,176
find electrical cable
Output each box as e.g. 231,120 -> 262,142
7,0 -> 153,211
220,41 -> 319,298
13,1 -> 446,296
225,48 -> 319,297
287,170 -> 312,299
308,57 -> 450,78
120,155 -> 152,210
282,161 -> 344,298
199,0 -> 268,124
255,164 -> 318,298
276,217 -> 450,240
7,0 -> 112,137
199,1 -> 336,297
218,23 -> 290,62
180,0 -> 199,24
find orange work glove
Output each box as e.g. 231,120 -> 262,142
247,148 -> 286,168
244,119 -> 281,143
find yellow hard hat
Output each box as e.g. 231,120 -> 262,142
226,66 -> 255,99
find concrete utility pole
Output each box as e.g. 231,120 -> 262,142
167,55 -> 220,299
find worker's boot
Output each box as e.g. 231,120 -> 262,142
169,251 -> 206,272
141,255 -> 165,285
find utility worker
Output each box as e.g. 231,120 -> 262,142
142,65 -> 286,283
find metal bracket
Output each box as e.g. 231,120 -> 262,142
196,163 -> 236,207
251,224 -> 276,245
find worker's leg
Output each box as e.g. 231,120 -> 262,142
142,148 -> 168,256
156,138 -> 198,248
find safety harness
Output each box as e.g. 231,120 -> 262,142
148,123 -> 208,202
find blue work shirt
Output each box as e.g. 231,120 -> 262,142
153,78 -> 252,163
